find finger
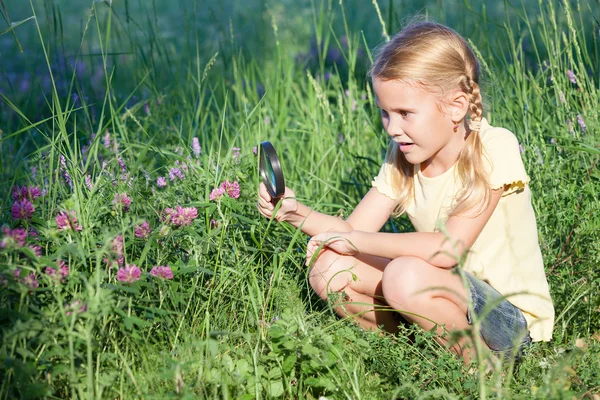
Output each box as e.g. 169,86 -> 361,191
258,182 -> 272,200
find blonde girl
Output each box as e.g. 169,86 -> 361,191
257,21 -> 554,362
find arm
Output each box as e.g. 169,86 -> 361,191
308,188 -> 504,268
282,188 -> 399,237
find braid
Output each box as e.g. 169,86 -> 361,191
464,77 -> 483,131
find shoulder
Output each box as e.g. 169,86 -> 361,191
477,119 -> 529,193
479,121 -> 521,153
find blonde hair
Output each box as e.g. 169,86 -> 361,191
369,21 -> 490,217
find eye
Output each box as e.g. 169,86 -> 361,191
399,110 -> 410,117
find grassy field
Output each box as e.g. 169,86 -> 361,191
1,0 -> 599,398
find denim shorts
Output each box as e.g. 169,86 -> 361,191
462,270 -> 532,359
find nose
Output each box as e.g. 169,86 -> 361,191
385,115 -> 403,137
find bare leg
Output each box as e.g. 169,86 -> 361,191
308,249 -> 401,333
381,256 -> 488,363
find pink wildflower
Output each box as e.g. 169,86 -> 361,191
144,102 -> 151,116
192,137 -> 201,157
12,199 -> 35,220
221,180 -> 240,199
156,177 -> 167,188
113,193 -> 131,212
209,187 -> 226,201
23,272 -> 38,290
567,70 -> 576,84
150,265 -> 174,279
232,147 -> 241,159
117,264 -> 142,284
135,221 -> 152,238
169,206 -> 198,227
56,210 -> 82,231
85,175 -> 93,190
210,219 -> 220,228
253,146 -> 258,156
1,227 -> 27,248
104,131 -> 111,148
30,245 -> 42,257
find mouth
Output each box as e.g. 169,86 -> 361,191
397,142 -> 414,152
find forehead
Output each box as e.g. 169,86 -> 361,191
372,78 -> 434,107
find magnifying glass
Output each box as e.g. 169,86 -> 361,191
259,141 -> 285,201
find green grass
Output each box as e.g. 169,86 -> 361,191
1,0 -> 599,398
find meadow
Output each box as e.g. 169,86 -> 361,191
1,0 -> 599,398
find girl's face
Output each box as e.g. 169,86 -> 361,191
373,77 -> 466,175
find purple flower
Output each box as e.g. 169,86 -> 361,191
30,245 -> 42,257
144,102 -> 151,116
519,143 -> 524,154
117,264 -> 141,284
209,187 -> 226,201
264,116 -> 271,125
192,137 -> 201,157
56,210 -> 82,231
232,147 -> 241,159
104,131 -> 111,148
85,175 -> 93,190
253,146 -> 258,156
169,167 -> 184,181
150,265 -> 173,279
156,177 -> 167,188
221,180 -> 240,199
1,227 -> 27,248
12,199 -> 35,220
23,272 -> 38,290
117,156 -> 127,173
169,206 -> 198,227
577,114 -> 586,132
210,219 -> 220,228
135,221 -> 152,238
58,260 -> 69,279
567,70 -> 576,84
11,186 -> 41,201
60,155 -> 73,189
113,193 -> 131,212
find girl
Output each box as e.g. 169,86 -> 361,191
257,21 -> 554,363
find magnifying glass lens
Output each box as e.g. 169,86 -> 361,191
259,141 -> 285,200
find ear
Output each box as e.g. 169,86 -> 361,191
447,90 -> 470,122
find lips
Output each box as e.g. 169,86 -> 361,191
398,142 -> 414,152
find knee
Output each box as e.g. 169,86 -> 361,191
381,256 -> 425,310
308,249 -> 355,300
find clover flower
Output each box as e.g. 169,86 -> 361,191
117,264 -> 141,284
221,180 -> 240,199
12,199 -> 35,220
209,187 -> 226,201
11,186 -> 41,201
150,266 -> 174,279
156,177 -> 167,188
56,210 -> 82,231
65,300 -> 87,316
113,193 -> 131,212
1,227 -> 27,248
232,147 -> 241,159
85,175 -> 93,190
135,221 -> 152,238
167,206 -> 198,227
23,272 -> 38,290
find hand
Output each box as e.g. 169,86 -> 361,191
256,182 -> 298,222
305,231 -> 359,266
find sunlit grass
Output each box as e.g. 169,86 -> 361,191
1,0 -> 599,398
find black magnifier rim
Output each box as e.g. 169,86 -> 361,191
259,141 -> 285,199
